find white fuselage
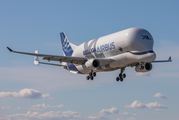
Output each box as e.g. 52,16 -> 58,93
71,28 -> 156,74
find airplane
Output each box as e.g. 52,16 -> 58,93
7,28 -> 172,82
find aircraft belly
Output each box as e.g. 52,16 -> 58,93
75,64 -> 90,74
75,64 -> 120,74
109,54 -> 128,68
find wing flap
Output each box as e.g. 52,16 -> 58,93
42,56 -> 87,64
39,62 -> 66,67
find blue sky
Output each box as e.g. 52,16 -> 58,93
0,0 -> 179,120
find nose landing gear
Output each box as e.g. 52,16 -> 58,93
86,70 -> 96,80
116,67 -> 126,82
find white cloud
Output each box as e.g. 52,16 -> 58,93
0,89 -> 53,99
62,111 -> 82,119
88,107 -> 136,120
0,105 -> 10,109
153,93 -> 169,99
124,101 -> 146,109
3,110 -> 82,120
100,107 -> 119,115
124,101 -> 168,109
88,114 -> 108,120
146,102 -> 168,109
28,103 -> 63,111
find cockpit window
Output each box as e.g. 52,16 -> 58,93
128,51 -> 154,55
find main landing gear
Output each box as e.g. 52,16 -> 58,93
116,67 -> 126,82
86,70 -> 96,80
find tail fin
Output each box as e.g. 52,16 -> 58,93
60,32 -> 77,56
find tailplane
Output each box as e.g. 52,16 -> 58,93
60,32 -> 77,56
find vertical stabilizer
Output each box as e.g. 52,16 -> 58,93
60,32 -> 79,72
60,32 -> 77,56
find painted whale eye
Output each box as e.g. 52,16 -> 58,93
119,47 -> 123,52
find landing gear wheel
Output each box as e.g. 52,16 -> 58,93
90,76 -> 94,80
86,76 -> 90,80
117,67 -> 126,82
123,74 -> 126,78
89,72 -> 92,76
119,73 -> 122,78
93,72 -> 96,77
87,71 -> 96,80
116,77 -> 119,81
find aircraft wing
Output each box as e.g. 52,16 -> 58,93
152,56 -> 172,63
7,47 -> 114,65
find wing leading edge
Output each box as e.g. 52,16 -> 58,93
7,47 -> 114,66
152,56 -> 172,63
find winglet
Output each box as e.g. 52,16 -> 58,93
168,56 -> 172,61
7,47 -> 13,52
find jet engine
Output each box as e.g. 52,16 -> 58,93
84,59 -> 100,69
135,62 -> 152,72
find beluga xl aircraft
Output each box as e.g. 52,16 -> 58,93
7,28 -> 172,82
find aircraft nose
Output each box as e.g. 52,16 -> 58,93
151,52 -> 156,61
128,28 -> 154,52
140,51 -> 156,62
147,51 -> 156,62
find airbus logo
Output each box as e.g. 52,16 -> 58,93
141,35 -> 151,40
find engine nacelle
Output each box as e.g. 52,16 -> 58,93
135,62 -> 152,72
84,59 -> 100,69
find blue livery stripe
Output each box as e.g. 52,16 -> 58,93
60,32 -> 78,72
60,32 -> 73,57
